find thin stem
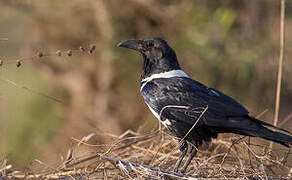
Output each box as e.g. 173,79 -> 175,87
271,0 -> 285,148
273,0 -> 285,127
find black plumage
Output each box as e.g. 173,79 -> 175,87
118,38 -> 292,173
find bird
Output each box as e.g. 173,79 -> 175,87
117,38 -> 292,173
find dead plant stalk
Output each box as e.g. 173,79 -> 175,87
271,0 -> 286,148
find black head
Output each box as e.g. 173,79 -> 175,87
118,38 -> 181,79
118,38 -> 173,60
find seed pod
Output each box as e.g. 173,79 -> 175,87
89,44 -> 96,54
56,50 -> 62,56
79,46 -> 85,52
16,60 -> 21,67
37,51 -> 43,58
67,50 -> 72,56
0,59 -> 3,66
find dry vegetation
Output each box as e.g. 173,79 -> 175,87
1,129 -> 291,179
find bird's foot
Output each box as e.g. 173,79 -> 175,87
174,142 -> 197,174
173,140 -> 188,172
180,143 -> 197,173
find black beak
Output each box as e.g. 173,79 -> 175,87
117,39 -> 144,52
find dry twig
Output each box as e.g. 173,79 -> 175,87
272,0 -> 286,148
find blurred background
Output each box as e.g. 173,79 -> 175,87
0,0 -> 291,169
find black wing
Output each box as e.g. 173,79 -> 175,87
141,77 -> 249,125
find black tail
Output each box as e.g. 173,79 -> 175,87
217,116 -> 292,147
247,116 -> 292,147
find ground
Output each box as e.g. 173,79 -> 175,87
1,129 -> 291,179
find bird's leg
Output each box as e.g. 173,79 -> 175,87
180,142 -> 197,173
173,140 -> 188,172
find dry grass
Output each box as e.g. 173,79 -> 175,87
1,129 -> 291,179
273,0 -> 286,133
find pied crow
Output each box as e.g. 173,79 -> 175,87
118,38 -> 292,173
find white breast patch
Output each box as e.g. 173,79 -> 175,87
145,103 -> 172,128
140,69 -> 189,91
